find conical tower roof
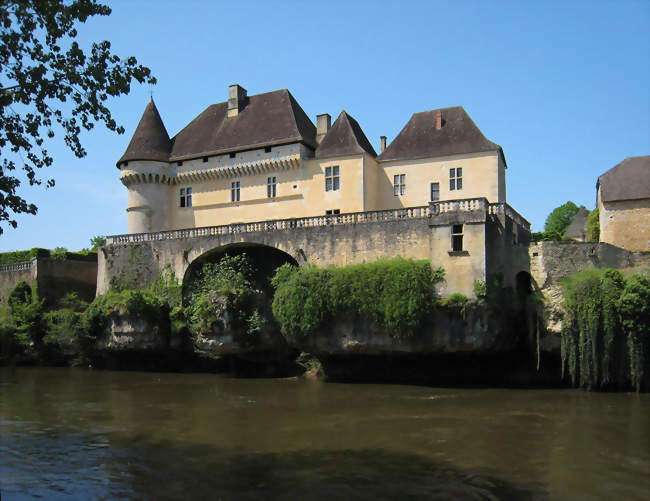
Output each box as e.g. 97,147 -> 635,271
118,99 -> 171,166
315,111 -> 376,158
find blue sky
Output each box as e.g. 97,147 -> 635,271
1,0 -> 649,251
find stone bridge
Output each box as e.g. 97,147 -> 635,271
98,199 -> 532,298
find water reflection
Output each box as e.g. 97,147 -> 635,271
1,367 -> 648,500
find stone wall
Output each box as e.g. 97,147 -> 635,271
529,241 -> 650,337
0,261 -> 37,305
599,198 -> 650,252
0,258 -> 97,308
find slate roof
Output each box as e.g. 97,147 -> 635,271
377,106 -> 503,163
597,156 -> 650,203
315,111 -> 377,158
564,207 -> 589,240
118,89 -> 317,166
118,99 -> 171,164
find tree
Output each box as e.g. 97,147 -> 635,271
89,235 -> 105,250
585,208 -> 600,242
544,201 -> 580,236
0,0 -> 156,234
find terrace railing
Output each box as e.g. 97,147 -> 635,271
106,198 -> 529,245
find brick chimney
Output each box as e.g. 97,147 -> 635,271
228,84 -> 248,117
316,114 -> 331,144
435,111 -> 443,130
380,136 -> 387,153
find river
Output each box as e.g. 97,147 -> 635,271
1,367 -> 648,500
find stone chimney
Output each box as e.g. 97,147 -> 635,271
380,136 -> 387,153
316,114 -> 331,144
228,84 -> 248,118
435,111 -> 443,130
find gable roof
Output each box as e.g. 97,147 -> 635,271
377,106 -> 503,163
598,155 -> 650,203
564,207 -> 589,240
169,89 -> 316,161
315,111 -> 377,158
118,99 -> 171,165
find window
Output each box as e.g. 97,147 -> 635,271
177,161 -> 183,166
123,161 -> 128,167
325,166 -> 340,191
325,209 -> 340,215
267,176 -> 277,198
264,146 -> 272,153
229,152 -> 236,159
394,174 -> 406,196
231,181 -> 240,202
430,182 -> 440,201
202,156 -> 208,163
450,167 -> 463,191
180,187 -> 192,208
452,224 -> 463,251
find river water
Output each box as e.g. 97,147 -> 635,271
0,367 -> 648,500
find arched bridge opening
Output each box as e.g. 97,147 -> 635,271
181,242 -> 298,304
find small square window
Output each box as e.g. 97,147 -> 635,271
450,167 -> 463,191
325,166 -> 340,192
394,174 -> 406,196
180,187 -> 192,208
452,224 -> 463,251
177,161 -> 183,166
267,176 -> 277,198
229,152 -> 236,159
264,146 -> 272,153
430,182 -> 440,201
202,157 -> 208,163
231,181 -> 240,202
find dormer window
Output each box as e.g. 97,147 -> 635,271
180,187 -> 192,208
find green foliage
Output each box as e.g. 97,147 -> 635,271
561,269 -> 649,391
272,258 -> 444,339
185,254 -> 262,338
544,201 -> 580,236
531,230 -> 563,243
149,266 -> 182,307
51,246 -> 68,260
617,275 -> 650,392
586,208 -> 600,242
247,310 -> 266,335
0,247 -> 96,264
473,280 -> 487,300
0,0 -> 156,233
447,293 -> 468,307
89,235 -> 106,250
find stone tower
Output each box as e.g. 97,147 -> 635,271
117,99 -> 173,233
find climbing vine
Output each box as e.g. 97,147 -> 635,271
561,269 -> 649,391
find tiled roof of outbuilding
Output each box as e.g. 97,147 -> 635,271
598,155 -> 650,203
315,111 -> 377,158
564,207 -> 589,240
377,106 -> 503,163
118,99 -> 171,164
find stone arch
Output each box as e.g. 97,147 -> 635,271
181,242 -> 298,304
148,173 -> 153,183
155,174 -> 160,183
516,270 -> 533,298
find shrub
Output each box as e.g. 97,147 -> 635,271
272,258 -> 444,339
585,208 -> 600,242
473,280 -> 487,300
618,275 -> 650,392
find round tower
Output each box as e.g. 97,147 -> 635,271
117,99 -> 173,234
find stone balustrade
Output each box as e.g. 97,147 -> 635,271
0,259 -> 36,273
106,199 -> 529,245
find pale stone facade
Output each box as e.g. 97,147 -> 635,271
112,85 -> 529,297
118,86 -> 508,234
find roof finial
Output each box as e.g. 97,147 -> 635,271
148,85 -> 154,101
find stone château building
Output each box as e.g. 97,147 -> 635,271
118,84 -> 508,233
111,84 -> 530,297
